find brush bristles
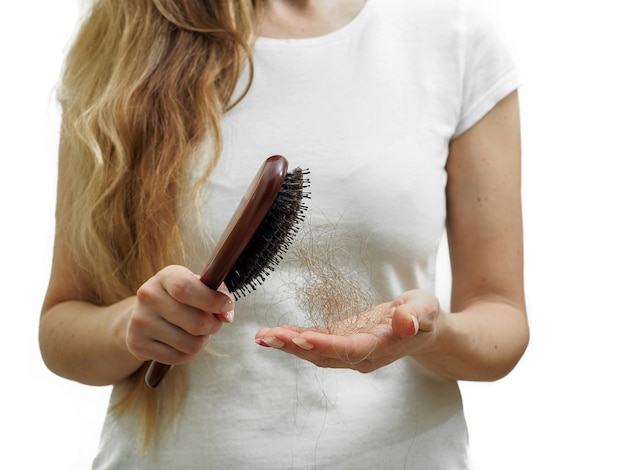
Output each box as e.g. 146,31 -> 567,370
225,168 -> 310,299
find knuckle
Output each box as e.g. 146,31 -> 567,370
181,336 -> 207,356
127,307 -> 154,336
167,276 -> 194,302
125,333 -> 149,360
136,283 -> 158,304
187,312 -> 214,336
187,323 -> 206,337
150,342 -> 197,366
162,350 -> 187,366
126,322 -> 145,347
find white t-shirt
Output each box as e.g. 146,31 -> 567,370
94,0 -> 521,468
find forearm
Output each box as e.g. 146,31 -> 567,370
39,297 -> 144,386
414,299 -> 529,382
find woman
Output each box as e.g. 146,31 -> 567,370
40,0 -> 529,468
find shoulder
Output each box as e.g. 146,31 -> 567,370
367,0 -> 497,36
359,0 -> 485,59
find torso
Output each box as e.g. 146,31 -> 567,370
94,1 -> 521,467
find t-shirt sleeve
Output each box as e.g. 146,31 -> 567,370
453,4 -> 522,137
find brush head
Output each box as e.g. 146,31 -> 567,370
225,166 -> 310,299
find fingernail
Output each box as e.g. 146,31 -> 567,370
292,338 -> 314,350
224,310 -> 235,323
411,316 -> 419,336
258,337 -> 284,349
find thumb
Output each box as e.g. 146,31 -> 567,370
391,290 -> 441,338
391,306 -> 419,338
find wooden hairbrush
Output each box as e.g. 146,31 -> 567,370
145,155 -> 309,388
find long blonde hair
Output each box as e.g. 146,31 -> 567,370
56,0 -> 258,445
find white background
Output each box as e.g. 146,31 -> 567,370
1,1 -> 624,468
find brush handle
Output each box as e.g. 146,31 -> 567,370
145,156 -> 288,388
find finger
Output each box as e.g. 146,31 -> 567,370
137,334 -> 208,366
254,323 -> 330,349
215,283 -> 236,323
161,306 -> 224,338
159,266 -> 234,314
392,290 -> 440,333
138,281 -> 224,337
215,311 -> 235,324
150,321 -> 211,360
391,306 -> 419,338
293,332 -> 383,373
297,331 -> 379,361
254,327 -> 299,349
254,324 -> 312,345
135,302 -> 215,357
256,327 -> 379,366
126,309 -> 210,364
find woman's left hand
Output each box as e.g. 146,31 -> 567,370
255,289 -> 441,373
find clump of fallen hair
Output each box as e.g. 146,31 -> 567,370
289,224 -> 386,335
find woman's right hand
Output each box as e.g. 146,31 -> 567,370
125,265 -> 235,366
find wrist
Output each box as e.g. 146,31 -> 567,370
111,297 -> 145,372
407,309 -> 467,380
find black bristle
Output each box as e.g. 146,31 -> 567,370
224,167 -> 310,299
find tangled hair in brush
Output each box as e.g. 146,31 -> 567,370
55,0 -> 260,447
